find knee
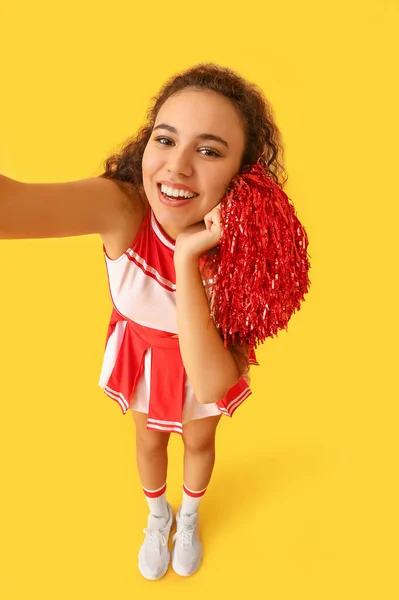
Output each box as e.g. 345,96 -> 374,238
136,429 -> 170,455
182,433 -> 215,454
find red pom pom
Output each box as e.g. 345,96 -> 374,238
199,162 -> 311,349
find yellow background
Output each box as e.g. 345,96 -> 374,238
1,1 -> 398,598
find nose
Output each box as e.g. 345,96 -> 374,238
166,146 -> 193,177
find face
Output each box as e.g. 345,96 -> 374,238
141,89 -> 246,240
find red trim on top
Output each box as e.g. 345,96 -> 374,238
124,251 -> 176,293
151,208 -> 177,247
143,483 -> 167,498
183,484 -> 207,498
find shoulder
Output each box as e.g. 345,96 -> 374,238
100,180 -> 148,260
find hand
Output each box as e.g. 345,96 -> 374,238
174,203 -> 222,262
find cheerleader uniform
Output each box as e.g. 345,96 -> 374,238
98,205 -> 259,435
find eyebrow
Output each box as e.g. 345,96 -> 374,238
153,123 -> 229,149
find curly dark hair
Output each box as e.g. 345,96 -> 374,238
99,62 -> 289,380
99,62 -> 287,189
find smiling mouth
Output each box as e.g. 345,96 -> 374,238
157,183 -> 199,201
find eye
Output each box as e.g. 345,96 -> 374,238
199,147 -> 221,157
154,136 -> 173,146
153,136 -> 221,157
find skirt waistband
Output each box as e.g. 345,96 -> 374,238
109,308 -> 180,349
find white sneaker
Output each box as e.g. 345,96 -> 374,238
138,503 -> 174,580
171,507 -> 203,576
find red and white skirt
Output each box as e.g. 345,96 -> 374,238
98,308 -> 259,435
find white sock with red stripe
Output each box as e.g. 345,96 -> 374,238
142,482 -> 169,519
180,483 -> 207,516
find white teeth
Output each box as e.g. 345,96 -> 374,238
160,184 -> 196,199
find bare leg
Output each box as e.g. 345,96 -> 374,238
132,411 -> 171,489
133,411 -> 173,581
182,415 -> 222,490
171,415 -> 223,576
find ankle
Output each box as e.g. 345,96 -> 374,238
143,482 -> 169,518
180,483 -> 207,516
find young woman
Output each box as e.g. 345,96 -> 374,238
0,63 -> 287,580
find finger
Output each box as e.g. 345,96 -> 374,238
204,204 -> 222,231
212,208 -> 221,229
205,214 -> 218,232
204,211 -> 213,231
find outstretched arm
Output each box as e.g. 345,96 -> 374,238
0,174 -> 139,240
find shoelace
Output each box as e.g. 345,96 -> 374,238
173,524 -> 195,547
143,527 -> 167,548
